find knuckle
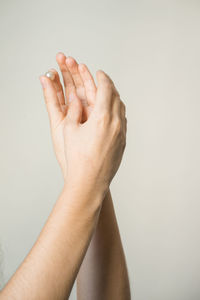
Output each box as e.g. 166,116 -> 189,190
119,129 -> 126,148
112,84 -> 120,97
113,118 -> 122,134
115,95 -> 121,105
120,100 -> 126,111
122,137 -> 126,149
115,88 -> 120,97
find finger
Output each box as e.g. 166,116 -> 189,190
65,57 -> 84,89
56,52 -> 76,102
99,70 -> 120,97
93,70 -> 114,114
66,92 -> 83,125
78,63 -> 97,105
39,75 -> 64,127
65,57 -> 87,103
48,68 -> 67,113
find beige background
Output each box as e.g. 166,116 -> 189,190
0,0 -> 200,299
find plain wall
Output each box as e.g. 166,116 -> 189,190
0,0 -> 200,299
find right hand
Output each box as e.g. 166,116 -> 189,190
63,70 -> 127,192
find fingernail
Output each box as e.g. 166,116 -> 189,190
39,77 -> 46,88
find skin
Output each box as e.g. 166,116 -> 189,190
0,53 -> 130,299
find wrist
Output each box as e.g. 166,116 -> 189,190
61,179 -> 108,213
63,175 -> 109,199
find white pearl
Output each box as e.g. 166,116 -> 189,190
45,70 -> 55,81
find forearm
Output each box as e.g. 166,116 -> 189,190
0,183 -> 105,300
77,189 -> 131,300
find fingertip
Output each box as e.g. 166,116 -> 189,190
65,56 -> 76,67
39,75 -> 47,88
96,69 -> 103,74
78,63 -> 86,72
49,68 -> 57,74
96,69 -> 105,78
96,70 -> 113,87
40,72 -> 55,88
56,52 -> 66,58
96,70 -> 108,84
56,52 -> 66,63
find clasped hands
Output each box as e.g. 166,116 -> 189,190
40,52 -> 127,198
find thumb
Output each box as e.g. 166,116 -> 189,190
66,92 -> 83,124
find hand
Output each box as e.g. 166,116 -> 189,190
39,53 -> 127,192
39,52 -> 97,179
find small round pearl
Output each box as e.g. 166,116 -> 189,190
45,70 -> 55,81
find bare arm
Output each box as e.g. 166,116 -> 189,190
0,58 -> 127,299
77,189 -> 131,300
0,185 -> 105,300
47,54 -> 130,299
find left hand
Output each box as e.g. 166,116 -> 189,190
39,52 -> 97,179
